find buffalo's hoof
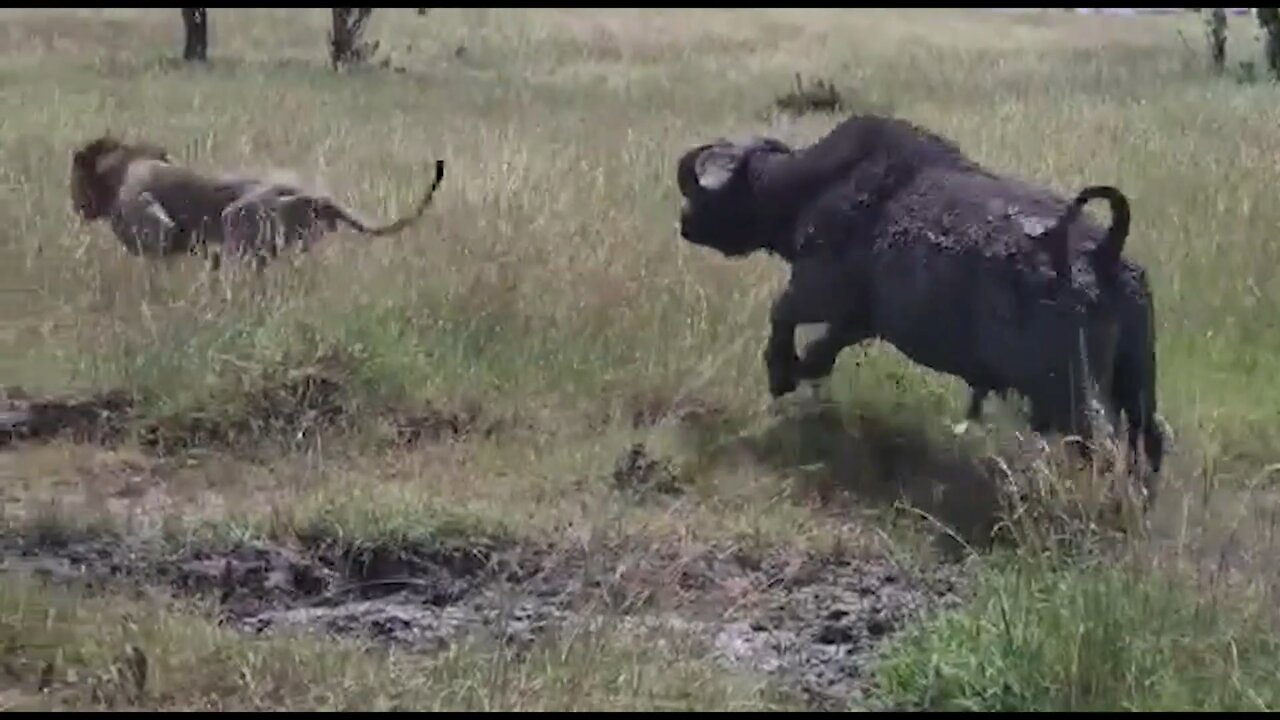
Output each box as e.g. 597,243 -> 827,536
768,375 -> 798,398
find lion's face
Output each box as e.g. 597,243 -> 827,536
69,168 -> 104,219
69,136 -> 171,220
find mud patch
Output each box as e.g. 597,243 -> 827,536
623,391 -> 731,430
388,400 -> 516,448
583,391 -> 734,436
1,373 -> 509,456
0,388 -> 133,447
0,532 -> 556,653
611,442 -> 687,498
136,358 -> 354,454
0,531 -> 961,707
697,556 -> 956,709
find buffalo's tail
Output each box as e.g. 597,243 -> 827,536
1043,184 -> 1130,282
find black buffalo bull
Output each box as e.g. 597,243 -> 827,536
675,113 -> 1165,504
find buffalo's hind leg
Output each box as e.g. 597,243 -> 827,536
966,387 -> 989,422
1110,342 -> 1165,508
953,384 -> 996,436
1025,378 -> 1096,470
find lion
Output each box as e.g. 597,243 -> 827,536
68,135 -> 447,270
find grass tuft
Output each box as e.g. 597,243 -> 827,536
873,549 -> 1280,712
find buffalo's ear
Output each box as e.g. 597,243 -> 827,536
690,135 -> 791,192
693,143 -> 749,191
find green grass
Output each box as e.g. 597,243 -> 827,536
2,7 -> 1280,711
873,549 -> 1280,712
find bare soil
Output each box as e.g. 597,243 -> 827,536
0,379 -> 973,707
0,528 -> 963,708
0,371 -> 512,456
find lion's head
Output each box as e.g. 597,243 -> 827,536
70,135 -> 171,220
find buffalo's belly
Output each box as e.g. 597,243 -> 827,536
867,246 -> 986,381
866,246 -> 1070,389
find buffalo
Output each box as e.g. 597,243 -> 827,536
675,113 -> 1165,503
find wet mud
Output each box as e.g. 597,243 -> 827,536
1,379 -> 974,707
0,531 -> 962,708
0,375 -> 510,456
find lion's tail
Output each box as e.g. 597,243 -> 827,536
330,159 -> 447,236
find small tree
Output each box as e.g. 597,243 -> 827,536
1204,7 -> 1228,73
330,8 -> 377,68
1258,7 -> 1280,80
181,8 -> 208,62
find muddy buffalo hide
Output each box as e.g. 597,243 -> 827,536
675,114 -> 1156,473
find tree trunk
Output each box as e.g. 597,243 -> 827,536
1205,8 -> 1227,73
1258,8 -> 1280,80
330,8 -> 375,68
182,8 -> 208,62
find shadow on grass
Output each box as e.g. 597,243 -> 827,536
684,401 -> 1010,556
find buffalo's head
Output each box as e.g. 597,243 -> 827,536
676,135 -> 793,258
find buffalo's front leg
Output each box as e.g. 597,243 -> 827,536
764,302 -> 801,398
794,321 -> 871,383
764,273 -> 847,398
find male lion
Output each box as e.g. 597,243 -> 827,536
69,135 -> 446,269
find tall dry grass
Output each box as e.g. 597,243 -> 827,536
2,8 -> 1280,711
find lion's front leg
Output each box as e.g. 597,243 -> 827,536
205,245 -> 222,273
112,192 -> 181,258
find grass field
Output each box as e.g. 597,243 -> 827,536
2,7 -> 1280,711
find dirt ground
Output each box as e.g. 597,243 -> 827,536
0,526 -> 962,707
0,386 -> 970,707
